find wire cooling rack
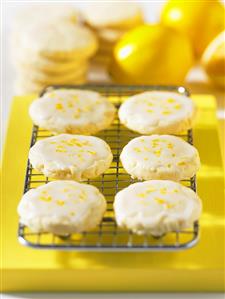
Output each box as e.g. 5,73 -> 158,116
18,85 -> 199,251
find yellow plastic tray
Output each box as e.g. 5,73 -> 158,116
1,94 -> 225,292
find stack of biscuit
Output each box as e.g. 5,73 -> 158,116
82,2 -> 143,68
11,5 -> 98,94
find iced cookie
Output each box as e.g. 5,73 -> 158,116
118,91 -> 196,134
16,62 -> 88,84
120,135 -> 200,181
83,2 -> 143,29
29,88 -> 115,134
12,4 -> 78,32
18,180 -> 106,235
12,48 -> 88,74
19,22 -> 98,60
15,77 -> 86,95
114,180 -> 202,236
29,134 -> 113,181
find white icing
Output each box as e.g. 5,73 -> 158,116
18,180 -> 106,234
29,89 -> 115,134
29,134 -> 113,180
19,22 -> 97,57
114,180 -> 202,236
119,91 -> 196,134
120,135 -> 200,181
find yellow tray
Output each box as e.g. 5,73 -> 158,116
1,94 -> 225,292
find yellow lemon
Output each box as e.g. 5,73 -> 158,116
161,0 -> 225,57
109,24 -> 194,85
202,30 -> 225,89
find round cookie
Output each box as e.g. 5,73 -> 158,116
19,22 -> 98,60
29,88 -> 116,134
18,180 -> 106,235
29,134 -> 113,181
118,91 -> 196,134
98,28 -> 127,43
12,4 -> 78,32
16,62 -> 88,85
15,77 -> 86,95
82,3 -> 143,29
12,49 -> 88,74
120,135 -> 200,181
114,180 -> 202,236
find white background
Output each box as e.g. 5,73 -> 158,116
1,1 -> 225,298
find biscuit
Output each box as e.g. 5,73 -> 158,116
14,77 -> 86,95
120,135 -> 200,181
118,91 -> 196,134
82,3 -> 143,29
29,134 -> 113,181
29,88 -> 116,134
13,4 -> 78,31
19,22 -> 98,60
15,62 -> 88,85
114,180 -> 202,236
18,180 -> 106,235
12,49 -> 88,74
97,28 -> 127,43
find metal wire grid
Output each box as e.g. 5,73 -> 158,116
18,85 -> 199,251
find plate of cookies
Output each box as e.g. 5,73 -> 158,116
18,85 -> 202,251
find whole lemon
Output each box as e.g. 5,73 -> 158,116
161,0 -> 225,57
109,24 -> 194,85
202,30 -> 225,88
